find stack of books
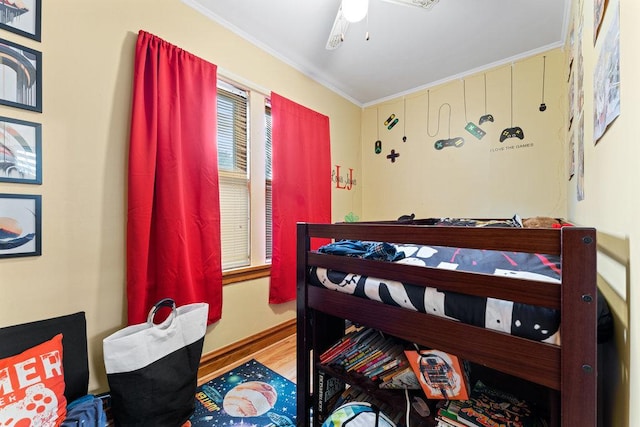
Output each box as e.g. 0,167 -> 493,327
436,381 -> 549,427
319,327 -> 418,387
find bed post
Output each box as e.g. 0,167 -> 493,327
296,223 -> 311,426
560,227 -> 597,426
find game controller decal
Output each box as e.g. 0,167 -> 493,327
461,80 -> 485,140
499,126 -> 525,142
465,122 -> 486,139
434,137 -> 464,150
402,97 -> 408,142
384,114 -> 395,126
539,55 -> 547,112
479,114 -> 494,125
386,149 -> 400,162
479,74 -> 495,126
461,80 -> 487,140
375,139 -> 382,154
501,65 -> 526,144
344,212 -> 360,222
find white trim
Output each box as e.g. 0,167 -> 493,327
218,67 -> 270,98
182,0 -> 362,106
183,0 -> 567,108
362,42 -> 565,108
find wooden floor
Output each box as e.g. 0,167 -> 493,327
197,333 -> 297,385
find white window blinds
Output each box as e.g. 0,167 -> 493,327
265,104 -> 272,261
217,83 -> 249,269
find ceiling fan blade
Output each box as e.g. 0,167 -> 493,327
326,5 -> 349,50
380,0 -> 440,9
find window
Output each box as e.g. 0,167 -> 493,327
217,82 -> 249,270
217,79 -> 271,272
265,104 -> 272,261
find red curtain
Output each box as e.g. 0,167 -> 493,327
127,31 -> 222,324
269,93 -> 332,304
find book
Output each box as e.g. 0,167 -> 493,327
375,360 -> 408,382
317,369 -> 345,419
437,417 -> 468,427
361,344 -> 404,376
437,400 -> 468,426
444,381 -> 548,427
405,349 -> 470,400
354,340 -> 396,373
378,365 -> 420,389
320,327 -> 375,364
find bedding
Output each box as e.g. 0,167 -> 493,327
310,241 -> 562,344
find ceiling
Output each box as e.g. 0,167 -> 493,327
183,0 -> 570,106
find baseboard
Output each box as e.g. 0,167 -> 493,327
197,318 -> 296,380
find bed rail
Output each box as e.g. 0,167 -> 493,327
297,222 -> 598,427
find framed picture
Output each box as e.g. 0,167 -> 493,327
0,116 -> 42,184
0,193 -> 41,258
0,0 -> 41,41
0,37 -> 42,112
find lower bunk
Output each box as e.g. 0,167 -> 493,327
296,222 -> 598,427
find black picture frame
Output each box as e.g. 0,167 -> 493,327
0,37 -> 42,112
0,0 -> 41,42
0,193 -> 41,258
0,116 -> 42,184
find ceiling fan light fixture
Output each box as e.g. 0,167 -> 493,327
342,0 -> 368,23
414,0 -> 439,8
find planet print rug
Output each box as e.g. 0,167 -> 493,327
189,359 -> 296,426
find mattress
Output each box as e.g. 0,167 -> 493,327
309,242 -> 562,344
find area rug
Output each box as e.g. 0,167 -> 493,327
190,359 -> 296,426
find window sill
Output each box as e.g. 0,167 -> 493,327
223,264 -> 271,285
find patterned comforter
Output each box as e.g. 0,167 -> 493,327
309,243 -> 562,344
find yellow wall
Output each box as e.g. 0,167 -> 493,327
361,49 -> 567,220
1,3 -> 634,423
568,0 -> 633,424
360,0 -> 633,423
0,0 -> 361,392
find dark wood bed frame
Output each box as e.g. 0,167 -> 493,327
296,222 -> 597,426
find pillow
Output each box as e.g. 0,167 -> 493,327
0,312 -> 88,403
0,334 -> 67,427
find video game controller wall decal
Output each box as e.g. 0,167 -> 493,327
465,122 -> 486,139
479,114 -> 494,125
434,137 -> 464,150
386,149 -> 400,162
499,126 -> 524,142
384,114 -> 395,127
374,107 -> 383,154
425,92 -> 466,152
539,55 -> 547,112
462,79 -> 485,140
478,74 -> 495,126
500,65 -> 526,143
402,97 -> 408,142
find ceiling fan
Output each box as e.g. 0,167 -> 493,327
326,0 -> 439,50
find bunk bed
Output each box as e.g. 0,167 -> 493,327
296,221 -> 598,426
